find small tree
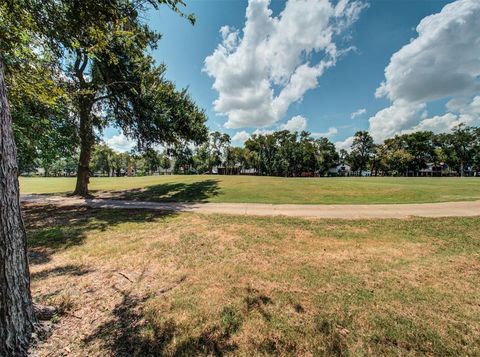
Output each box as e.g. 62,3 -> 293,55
315,137 -> 338,176
402,131 -> 435,175
173,144 -> 194,174
350,131 -> 374,175
159,153 -> 171,175
448,124 -> 476,176
91,144 -> 115,176
142,148 -> 161,175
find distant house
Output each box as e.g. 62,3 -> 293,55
419,162 -> 449,177
328,163 -> 351,176
213,165 -> 257,175
159,166 -> 174,175
211,166 -> 222,174
240,168 -> 257,175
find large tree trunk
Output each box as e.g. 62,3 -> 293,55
0,59 -> 35,356
72,51 -> 95,197
73,102 -> 94,196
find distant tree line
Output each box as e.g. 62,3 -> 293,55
32,124 -> 480,178
353,125 -> 480,177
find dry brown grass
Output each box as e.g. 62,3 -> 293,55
24,203 -> 480,356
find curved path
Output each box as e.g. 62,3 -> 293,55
21,194 -> 480,219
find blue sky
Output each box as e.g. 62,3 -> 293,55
104,0 -> 480,151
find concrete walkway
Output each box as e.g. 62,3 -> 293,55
21,194 -> 480,219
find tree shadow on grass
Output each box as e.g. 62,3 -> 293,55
30,264 -> 94,281
23,203 -> 178,266
83,287 -> 283,356
83,288 -> 173,357
98,179 -> 221,203
83,285 -> 239,357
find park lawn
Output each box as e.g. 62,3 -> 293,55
20,175 -> 480,204
25,204 -> 480,356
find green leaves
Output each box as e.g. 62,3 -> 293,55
2,0 -> 207,180
244,131 -> 338,177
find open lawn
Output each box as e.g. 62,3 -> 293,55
25,204 -> 480,356
20,175 -> 480,204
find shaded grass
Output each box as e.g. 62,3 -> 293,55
25,204 -> 480,356
20,175 -> 480,204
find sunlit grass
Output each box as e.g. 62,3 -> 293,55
20,175 -> 480,204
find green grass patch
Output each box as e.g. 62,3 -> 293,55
20,175 -> 480,204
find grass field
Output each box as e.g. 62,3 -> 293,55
20,175 -> 480,204
25,204 -> 480,356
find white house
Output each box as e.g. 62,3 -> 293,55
328,163 -> 352,176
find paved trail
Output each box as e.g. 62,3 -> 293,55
21,195 -> 480,219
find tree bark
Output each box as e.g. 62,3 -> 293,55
0,59 -> 35,356
73,100 -> 94,196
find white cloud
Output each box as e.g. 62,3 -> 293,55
335,135 -> 354,151
252,128 -> 275,136
405,96 -> 480,134
405,113 -> 461,134
446,97 -> 471,113
204,0 -> 367,129
232,130 -> 251,144
368,0 -> 480,141
280,115 -> 307,132
376,0 -> 480,104
368,102 -> 426,142
312,127 -> 338,137
351,108 -> 366,119
105,133 -> 135,152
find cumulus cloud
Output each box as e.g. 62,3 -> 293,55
312,127 -> 338,137
376,0 -> 480,103
252,128 -> 275,136
204,0 -> 367,129
105,133 -> 135,152
368,0 -> 480,141
368,102 -> 427,141
280,115 -> 307,132
335,135 -> 354,151
406,96 -> 480,134
232,130 -> 251,144
406,113 -> 460,134
351,108 -> 366,119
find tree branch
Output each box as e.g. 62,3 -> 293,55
80,53 -> 89,73
73,49 -> 86,86
92,94 -> 113,103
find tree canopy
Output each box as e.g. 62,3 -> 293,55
3,0 -> 208,195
